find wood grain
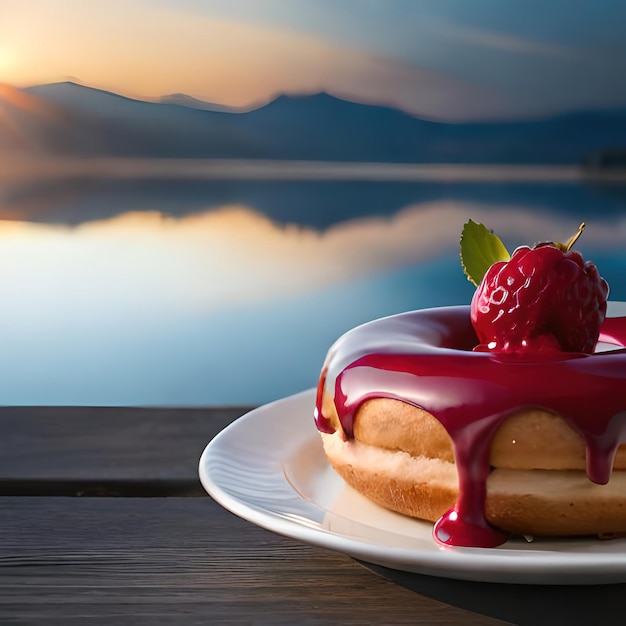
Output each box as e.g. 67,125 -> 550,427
0,406 -> 249,486
0,497 -> 507,625
1,406 -> 621,625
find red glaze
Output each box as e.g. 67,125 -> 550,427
314,305 -> 626,548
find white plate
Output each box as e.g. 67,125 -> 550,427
200,383 -> 626,586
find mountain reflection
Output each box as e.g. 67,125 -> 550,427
2,173 -> 626,228
0,177 -> 625,406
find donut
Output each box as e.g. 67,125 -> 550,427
314,305 -> 626,547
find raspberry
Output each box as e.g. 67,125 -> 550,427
471,243 -> 609,354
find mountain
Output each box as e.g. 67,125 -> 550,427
158,92 -> 240,113
5,81 -> 626,163
235,92 -> 441,162
0,82 -> 122,155
26,81 -> 145,117
18,82 -> 263,158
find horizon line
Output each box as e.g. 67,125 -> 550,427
2,157 -> 626,184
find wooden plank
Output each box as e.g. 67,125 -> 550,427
2,408 -> 621,624
0,406 -> 251,485
0,497 -> 507,625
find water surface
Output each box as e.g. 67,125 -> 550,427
1,166 -> 625,405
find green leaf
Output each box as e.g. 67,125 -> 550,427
460,220 -> 510,287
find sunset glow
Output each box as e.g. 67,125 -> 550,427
1,0 -> 625,120
0,8 -> 498,119
0,82 -> 53,114
0,82 -> 67,153
0,46 -> 12,79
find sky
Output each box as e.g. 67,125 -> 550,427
1,0 -> 626,120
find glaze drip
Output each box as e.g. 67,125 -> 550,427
315,305 -> 626,548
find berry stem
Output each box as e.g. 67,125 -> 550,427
564,222 -> 586,252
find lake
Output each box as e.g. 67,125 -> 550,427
1,162 -> 625,406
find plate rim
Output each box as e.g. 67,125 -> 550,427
199,386 -> 626,585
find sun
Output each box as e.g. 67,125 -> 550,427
0,47 -> 12,81
0,45 -> 19,84
0,47 -> 8,68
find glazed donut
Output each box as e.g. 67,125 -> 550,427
314,305 -> 626,547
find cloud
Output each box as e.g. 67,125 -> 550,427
303,47 -> 511,121
1,1 -> 511,120
140,11 -> 508,120
418,16 -> 581,59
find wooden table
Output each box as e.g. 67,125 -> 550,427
0,406 -> 624,625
